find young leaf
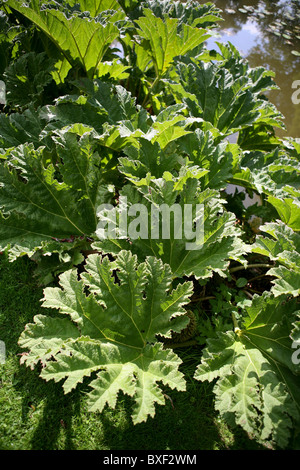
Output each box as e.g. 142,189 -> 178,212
231,146 -> 300,201
66,0 -> 121,18
134,8 -> 211,77
41,79 -> 146,138
177,128 -> 241,190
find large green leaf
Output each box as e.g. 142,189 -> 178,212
177,128 -> 241,190
267,197 -> 300,231
252,220 -> 300,297
134,8 -> 212,77
166,45 -> 284,139
0,131 -> 112,259
3,52 -> 55,109
231,146 -> 300,202
93,168 -> 250,279
194,292 -> 300,448
0,108 -> 47,150
7,0 -> 122,78
19,250 -> 193,423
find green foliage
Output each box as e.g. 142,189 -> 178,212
134,8 -> 211,77
19,251 -> 193,424
163,42 -> 284,139
0,0 -> 300,449
4,52 -> 55,109
0,129 -> 114,260
93,169 -> 250,279
7,0 -> 123,79
253,221 -> 300,297
194,292 -> 300,448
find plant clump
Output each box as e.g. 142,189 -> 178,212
0,0 -> 299,450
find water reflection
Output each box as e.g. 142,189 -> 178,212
203,0 -> 300,138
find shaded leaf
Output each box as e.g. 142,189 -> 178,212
195,292 -> 300,448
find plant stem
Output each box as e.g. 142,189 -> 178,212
243,290 -> 254,300
231,312 -> 240,333
191,295 -> 215,303
247,272 -> 275,283
141,75 -> 160,108
166,339 -> 198,349
247,287 -> 264,295
229,263 -> 274,274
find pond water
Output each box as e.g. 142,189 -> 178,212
202,0 -> 300,139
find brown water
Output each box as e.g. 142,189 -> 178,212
203,0 -> 300,139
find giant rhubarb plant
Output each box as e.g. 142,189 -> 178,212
0,0 -> 300,449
